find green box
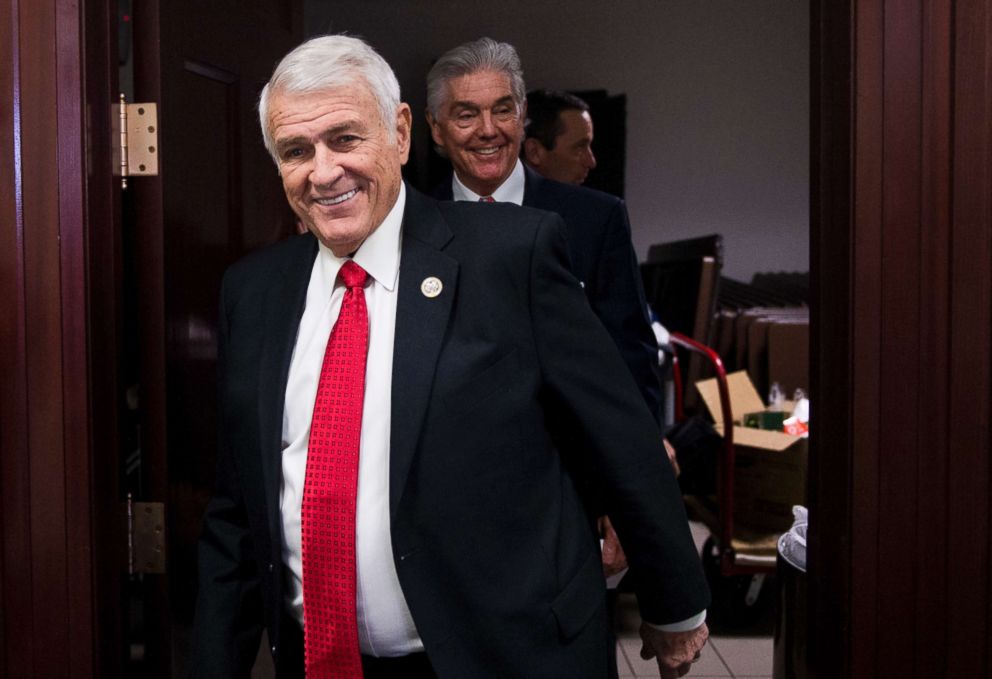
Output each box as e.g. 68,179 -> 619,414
743,410 -> 787,431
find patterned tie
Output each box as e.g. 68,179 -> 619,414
302,260 -> 369,679
479,195 -> 495,202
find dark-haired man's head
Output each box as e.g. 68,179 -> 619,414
523,90 -> 597,185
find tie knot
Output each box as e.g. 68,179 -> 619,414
338,260 -> 368,289
479,196 -> 495,203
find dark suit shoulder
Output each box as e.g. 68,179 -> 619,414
224,233 -> 316,288
433,199 -> 558,246
525,170 -> 625,224
220,233 -> 317,318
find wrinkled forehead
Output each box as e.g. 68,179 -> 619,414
443,69 -> 520,107
279,74 -> 376,106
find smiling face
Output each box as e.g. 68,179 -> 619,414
268,82 -> 411,256
525,109 -> 597,185
427,70 -> 525,197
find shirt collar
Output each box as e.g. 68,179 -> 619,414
316,182 -> 405,292
451,159 -> 525,205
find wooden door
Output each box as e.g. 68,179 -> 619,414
812,0 -> 992,676
126,1 -> 301,675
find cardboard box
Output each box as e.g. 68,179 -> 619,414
695,371 -> 807,533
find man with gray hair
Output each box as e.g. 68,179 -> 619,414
428,37 -> 702,676
191,33 -> 708,679
426,38 -> 661,421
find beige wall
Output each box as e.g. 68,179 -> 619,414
304,0 -> 809,281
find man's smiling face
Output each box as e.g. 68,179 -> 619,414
428,70 -> 525,197
269,81 -> 411,256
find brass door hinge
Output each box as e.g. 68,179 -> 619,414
116,94 -> 159,189
127,493 -> 166,575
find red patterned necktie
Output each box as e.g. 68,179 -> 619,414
479,195 -> 495,202
302,260 -> 369,679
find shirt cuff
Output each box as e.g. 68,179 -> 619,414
646,610 -> 707,633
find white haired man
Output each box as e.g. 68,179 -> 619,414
190,34 -> 708,679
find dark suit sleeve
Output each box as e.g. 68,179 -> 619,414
188,278 -> 264,679
586,200 -> 662,421
526,213 -> 710,625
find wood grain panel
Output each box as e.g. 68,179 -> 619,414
850,0 -> 885,674
56,0 -> 96,673
814,0 -> 992,676
876,3 -> 924,674
1,0 -> 118,675
0,0 -> 36,675
914,0 -> 952,675
809,0 -> 853,675
82,0 -> 127,675
21,1 -> 70,676
947,0 -> 992,675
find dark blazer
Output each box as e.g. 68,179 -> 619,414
190,186 -> 708,678
434,166 -> 662,419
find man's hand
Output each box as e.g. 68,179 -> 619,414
664,437 -> 680,477
598,515 -> 628,577
639,622 -> 708,678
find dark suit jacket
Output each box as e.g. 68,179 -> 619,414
434,166 -> 661,419
189,186 -> 708,678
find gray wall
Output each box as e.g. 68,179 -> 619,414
304,1 -> 808,282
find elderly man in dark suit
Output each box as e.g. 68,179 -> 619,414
427,40 -> 660,423
190,34 -> 708,679
426,37 -> 684,629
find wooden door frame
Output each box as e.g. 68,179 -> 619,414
811,0 -> 991,676
809,1 -> 853,675
1,0 -> 124,676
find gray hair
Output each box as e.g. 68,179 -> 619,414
426,37 -> 526,119
258,34 -> 401,162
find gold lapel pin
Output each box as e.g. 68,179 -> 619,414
420,276 -> 443,298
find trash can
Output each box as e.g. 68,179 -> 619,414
773,508 -> 808,679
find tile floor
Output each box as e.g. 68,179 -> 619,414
613,593 -> 773,678
610,520 -> 777,678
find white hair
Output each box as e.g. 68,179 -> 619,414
258,34 -> 401,162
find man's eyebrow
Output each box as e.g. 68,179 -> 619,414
450,95 -> 516,110
274,121 -> 365,151
320,120 -> 365,137
274,135 -> 309,152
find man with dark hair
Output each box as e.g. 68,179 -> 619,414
523,89 -> 598,185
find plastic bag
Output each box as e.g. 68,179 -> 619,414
777,505 -> 808,572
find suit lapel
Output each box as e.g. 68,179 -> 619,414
389,188 -> 458,517
257,235 -> 317,543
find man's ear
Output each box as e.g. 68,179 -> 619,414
426,110 -> 445,147
395,103 -> 413,163
523,137 -> 545,167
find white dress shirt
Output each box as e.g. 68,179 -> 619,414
280,183 -> 424,656
451,158 -> 526,204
